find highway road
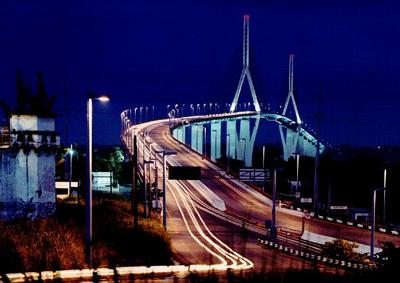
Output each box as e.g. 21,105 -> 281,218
123,116 -> 400,272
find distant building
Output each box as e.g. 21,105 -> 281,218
92,171 -> 119,192
0,114 -> 60,220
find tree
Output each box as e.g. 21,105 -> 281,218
93,146 -> 125,183
322,239 -> 365,262
0,71 -> 56,118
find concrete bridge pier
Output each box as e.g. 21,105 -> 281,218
226,119 -> 237,159
210,121 -> 221,162
191,123 -> 203,154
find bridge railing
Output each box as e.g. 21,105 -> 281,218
120,101 -> 330,157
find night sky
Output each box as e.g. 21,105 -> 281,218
1,0 -> 399,147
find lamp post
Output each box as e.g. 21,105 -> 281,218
86,92 -> 110,266
156,150 -> 177,229
262,145 -> 266,192
134,107 -> 138,124
293,153 -> 301,199
271,168 -> 278,239
139,107 -> 143,123
371,188 -> 377,263
68,144 -> 73,196
143,159 -> 154,218
383,168 -> 387,224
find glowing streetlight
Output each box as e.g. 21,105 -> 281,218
86,91 -> 110,266
155,150 -> 177,229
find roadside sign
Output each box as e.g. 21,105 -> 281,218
239,168 -> 270,182
169,166 -> 201,180
301,197 -> 312,203
330,206 -> 348,210
295,191 -> 301,198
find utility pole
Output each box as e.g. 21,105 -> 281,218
383,168 -> 387,224
313,81 -> 323,213
371,188 -> 377,263
271,169 -> 277,239
132,134 -> 138,229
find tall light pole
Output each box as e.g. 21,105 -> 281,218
293,153 -> 300,199
86,92 -> 110,266
271,168 -> 277,239
383,168 -> 387,224
371,188 -> 377,263
134,107 -> 138,124
262,145 -> 266,191
156,150 -> 177,229
143,159 -> 154,218
68,144 -> 73,196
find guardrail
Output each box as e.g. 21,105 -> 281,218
257,238 -> 373,270
1,264 -> 252,282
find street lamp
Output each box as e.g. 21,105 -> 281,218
262,145 -> 266,192
293,153 -> 301,199
271,168 -> 278,239
139,107 -> 143,123
383,168 -> 387,224
134,107 -> 138,124
143,159 -> 154,218
86,92 -> 110,265
156,150 -> 177,229
68,144 -> 74,196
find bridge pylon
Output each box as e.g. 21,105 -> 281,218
280,54 -> 302,160
229,15 -> 261,113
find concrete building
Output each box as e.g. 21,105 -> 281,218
0,114 -> 60,220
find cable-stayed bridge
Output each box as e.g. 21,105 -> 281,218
118,15 -> 400,273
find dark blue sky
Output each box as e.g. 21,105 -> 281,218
1,0 -> 399,146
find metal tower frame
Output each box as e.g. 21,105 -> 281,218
229,15 -> 261,113
282,54 -> 301,124
280,55 -> 302,160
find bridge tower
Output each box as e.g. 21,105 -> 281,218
280,54 -> 302,160
282,54 -> 301,124
229,15 -> 261,113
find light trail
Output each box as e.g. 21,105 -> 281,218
169,180 -> 254,269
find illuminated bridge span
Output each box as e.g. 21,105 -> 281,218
117,14 -> 400,273
116,14 -> 376,272
171,112 -> 325,166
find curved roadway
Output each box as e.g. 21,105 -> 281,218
124,116 -> 400,273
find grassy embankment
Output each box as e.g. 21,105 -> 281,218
0,195 -> 173,273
